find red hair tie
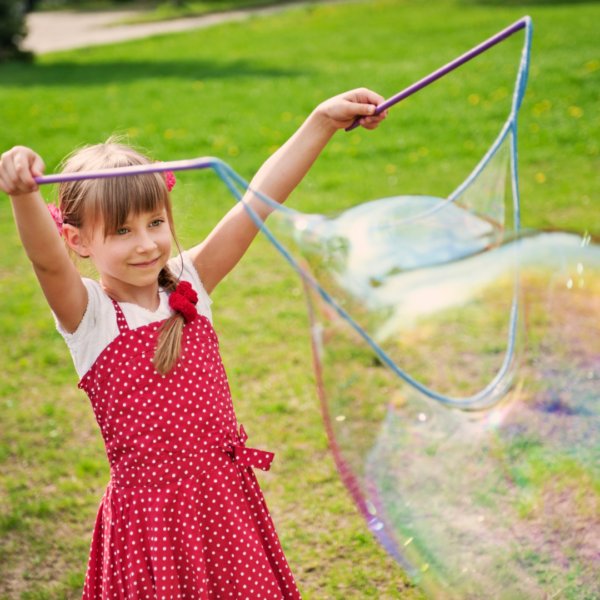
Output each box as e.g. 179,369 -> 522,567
46,203 -> 64,236
169,281 -> 198,323
155,161 -> 176,191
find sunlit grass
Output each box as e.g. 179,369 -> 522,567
0,0 -> 599,597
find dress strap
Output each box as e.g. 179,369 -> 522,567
111,299 -> 130,334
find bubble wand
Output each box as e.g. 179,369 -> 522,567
345,16 -> 530,132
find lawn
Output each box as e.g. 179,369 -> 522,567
0,0 -> 599,598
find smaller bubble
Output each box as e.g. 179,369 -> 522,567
336,415 -> 346,422
567,279 -> 573,289
577,263 -> 584,275
388,176 -> 398,186
418,413 -> 427,422
468,94 -> 480,105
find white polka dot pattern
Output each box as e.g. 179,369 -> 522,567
78,301 -> 302,600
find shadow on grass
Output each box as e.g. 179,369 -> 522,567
0,58 -> 304,88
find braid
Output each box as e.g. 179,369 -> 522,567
154,264 -> 185,375
158,263 -> 179,293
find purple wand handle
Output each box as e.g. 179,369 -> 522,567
345,16 -> 529,132
34,157 -> 214,186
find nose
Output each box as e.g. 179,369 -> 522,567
135,229 -> 157,254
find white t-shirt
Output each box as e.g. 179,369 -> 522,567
54,251 -> 212,379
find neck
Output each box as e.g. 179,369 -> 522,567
100,277 -> 161,311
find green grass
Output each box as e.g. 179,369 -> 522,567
1,0 -> 599,597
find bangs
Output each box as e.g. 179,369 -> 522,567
85,172 -> 169,237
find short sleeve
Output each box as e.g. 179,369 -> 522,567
53,278 -> 119,378
167,251 -> 213,324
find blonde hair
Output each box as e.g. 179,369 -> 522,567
58,137 -> 186,376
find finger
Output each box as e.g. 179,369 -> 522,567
32,154 -> 45,178
0,170 -> 13,195
14,154 -> 38,190
2,156 -> 22,192
359,117 -> 380,130
349,103 -> 377,119
353,87 -> 386,108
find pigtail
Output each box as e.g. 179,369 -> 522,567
153,264 -> 186,376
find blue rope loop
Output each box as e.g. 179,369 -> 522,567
208,18 -> 533,409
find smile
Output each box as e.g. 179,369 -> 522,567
130,257 -> 159,268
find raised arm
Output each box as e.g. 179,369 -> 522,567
0,146 -> 88,333
188,88 -> 387,294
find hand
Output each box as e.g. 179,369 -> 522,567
315,88 -> 388,132
0,146 -> 45,197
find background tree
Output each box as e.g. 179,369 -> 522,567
0,0 -> 32,63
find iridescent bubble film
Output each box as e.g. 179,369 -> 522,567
258,179 -> 599,599
211,29 -> 599,590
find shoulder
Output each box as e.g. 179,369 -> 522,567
167,251 -> 213,321
53,277 -> 120,378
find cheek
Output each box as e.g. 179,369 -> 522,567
160,230 -> 173,250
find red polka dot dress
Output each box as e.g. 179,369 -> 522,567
78,297 -> 302,600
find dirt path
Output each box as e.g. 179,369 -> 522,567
23,3 -> 306,54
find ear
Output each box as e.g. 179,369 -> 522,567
62,224 -> 91,257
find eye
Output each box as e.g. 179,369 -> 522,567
150,219 -> 164,228
116,228 -> 129,235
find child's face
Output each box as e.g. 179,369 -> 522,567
81,208 -> 172,289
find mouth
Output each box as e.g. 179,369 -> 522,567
130,257 -> 160,268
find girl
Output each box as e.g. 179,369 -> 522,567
0,88 -> 387,600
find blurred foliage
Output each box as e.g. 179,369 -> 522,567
0,0 -> 32,63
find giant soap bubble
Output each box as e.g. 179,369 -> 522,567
213,17 -> 600,599
36,15 -> 599,600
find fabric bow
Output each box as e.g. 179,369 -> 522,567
219,425 -> 275,472
169,281 -> 198,323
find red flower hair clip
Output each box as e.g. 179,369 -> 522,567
46,203 -> 64,237
169,281 -> 198,323
155,161 -> 176,192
